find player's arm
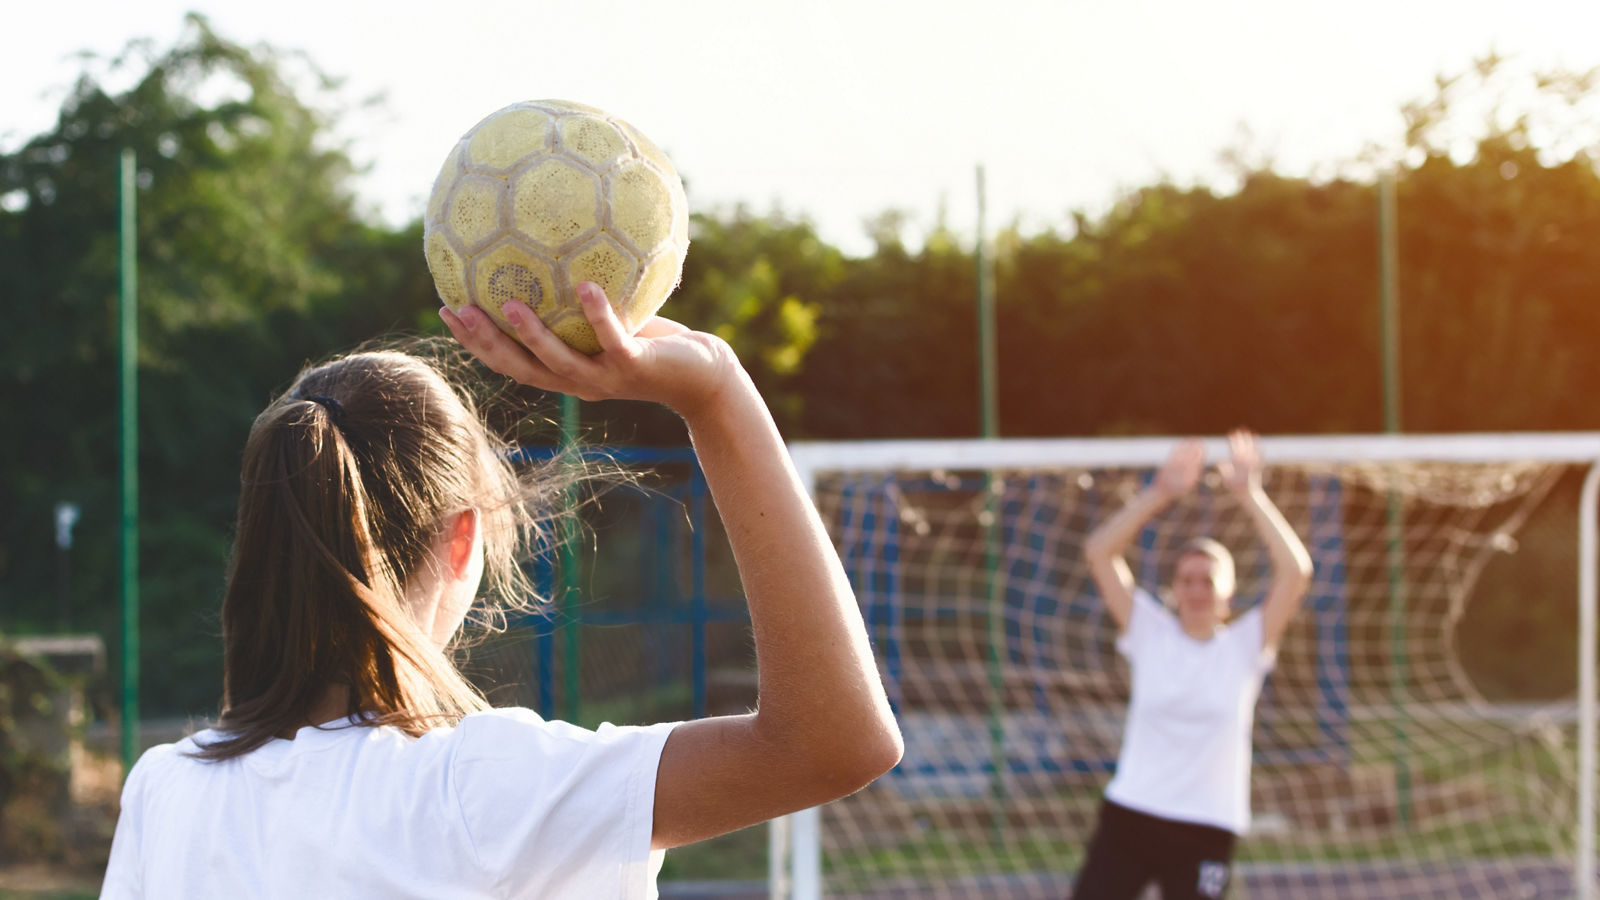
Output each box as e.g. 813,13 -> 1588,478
1219,429 -> 1313,651
1083,439 -> 1204,631
442,286 -> 902,851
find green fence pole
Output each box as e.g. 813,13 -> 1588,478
1379,170 -> 1411,824
976,165 -> 1008,839
118,148 -> 140,772
560,393 -> 582,724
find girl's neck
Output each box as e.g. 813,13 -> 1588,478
277,684 -> 358,738
1178,609 -> 1220,641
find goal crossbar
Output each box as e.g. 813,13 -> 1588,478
789,432 -> 1600,475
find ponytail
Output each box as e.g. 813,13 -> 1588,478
194,348 -> 534,760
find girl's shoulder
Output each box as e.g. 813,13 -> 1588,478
446,707 -> 678,762
117,738 -> 201,808
1128,587 -> 1177,630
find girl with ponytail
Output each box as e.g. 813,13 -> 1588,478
103,283 -> 903,898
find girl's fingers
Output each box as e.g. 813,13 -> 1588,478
439,305 -> 470,340
443,305 -> 525,375
501,300 -> 605,385
503,300 -> 658,405
1222,429 -> 1262,488
1231,428 -> 1258,459
576,282 -> 637,357
443,305 -> 582,394
1176,438 -> 1205,472
447,291 -> 702,405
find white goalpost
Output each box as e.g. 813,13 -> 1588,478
769,432 -> 1600,900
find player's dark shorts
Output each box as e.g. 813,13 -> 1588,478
1070,799 -> 1238,899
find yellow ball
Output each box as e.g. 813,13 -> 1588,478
423,100 -> 689,354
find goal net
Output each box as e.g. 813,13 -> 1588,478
779,434 -> 1600,900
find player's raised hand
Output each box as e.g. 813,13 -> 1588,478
1152,438 -> 1205,500
1217,428 -> 1264,498
440,282 -> 738,418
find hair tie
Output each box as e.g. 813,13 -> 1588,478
306,395 -> 346,426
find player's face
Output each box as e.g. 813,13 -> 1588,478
1172,553 -> 1227,621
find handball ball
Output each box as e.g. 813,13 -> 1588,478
423,100 -> 689,354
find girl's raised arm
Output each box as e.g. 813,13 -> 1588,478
1083,438 -> 1204,630
441,284 -> 903,850
1217,429 -> 1313,650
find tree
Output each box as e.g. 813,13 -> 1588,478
982,54 -> 1600,438
1391,55 -> 1600,431
792,218 -> 982,439
0,15 -> 396,714
585,207 -> 840,444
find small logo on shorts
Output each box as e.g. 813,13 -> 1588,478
1197,861 -> 1230,898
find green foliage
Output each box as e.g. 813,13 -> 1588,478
794,215 -> 982,437
0,643 -> 71,863
0,16 -> 438,714
657,823 -> 767,881
576,208 -> 840,444
674,209 -> 836,424
997,175 -> 1386,436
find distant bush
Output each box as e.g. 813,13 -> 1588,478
0,636 -> 109,867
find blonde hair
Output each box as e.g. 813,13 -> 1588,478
1176,536 -> 1237,600
195,343 -> 568,760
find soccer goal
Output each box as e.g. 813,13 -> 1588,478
770,433 -> 1600,900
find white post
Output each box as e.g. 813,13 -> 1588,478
768,813 -> 791,900
1579,462 -> 1599,899
792,805 -> 823,900
783,450 -> 826,900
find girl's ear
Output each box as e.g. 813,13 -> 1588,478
445,508 -> 481,580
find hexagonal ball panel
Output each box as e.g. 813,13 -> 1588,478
423,229 -> 470,309
470,240 -> 560,334
426,143 -> 463,227
467,107 -> 554,172
605,160 -> 679,258
558,115 -> 629,171
628,249 -> 685,331
565,234 -> 640,306
510,157 -> 602,254
557,234 -> 642,354
617,119 -> 677,181
445,174 -> 507,253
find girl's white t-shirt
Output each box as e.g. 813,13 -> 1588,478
100,708 -> 679,899
1103,588 -> 1276,835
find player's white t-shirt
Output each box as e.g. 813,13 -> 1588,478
100,708 -> 678,899
1103,588 -> 1276,835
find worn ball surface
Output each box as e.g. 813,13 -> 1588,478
423,100 -> 689,353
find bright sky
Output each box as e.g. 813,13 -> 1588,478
6,0 -> 1600,255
